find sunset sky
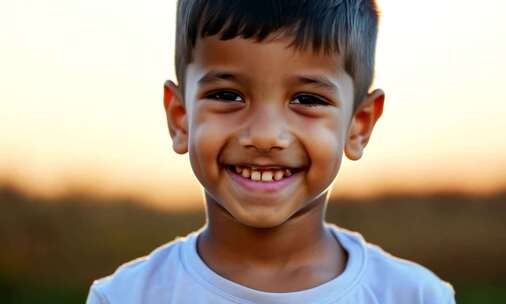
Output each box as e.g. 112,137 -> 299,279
1,0 -> 505,210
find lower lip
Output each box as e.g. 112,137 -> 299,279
225,167 -> 301,192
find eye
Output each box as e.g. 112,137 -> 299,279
290,94 -> 330,106
206,91 -> 244,103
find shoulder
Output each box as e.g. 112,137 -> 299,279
86,234 -> 191,304
364,243 -> 455,303
335,227 -> 455,304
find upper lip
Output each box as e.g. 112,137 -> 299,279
224,162 -> 306,170
219,150 -> 310,171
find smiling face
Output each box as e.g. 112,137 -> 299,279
164,35 -> 384,228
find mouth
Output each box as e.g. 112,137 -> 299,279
224,164 -> 305,182
221,163 -> 306,193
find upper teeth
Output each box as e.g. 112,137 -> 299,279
234,166 -> 293,182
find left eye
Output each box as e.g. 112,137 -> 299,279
206,91 -> 244,102
290,94 -> 329,106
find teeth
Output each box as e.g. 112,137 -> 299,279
261,171 -> 273,182
231,165 -> 298,182
242,167 -> 251,178
251,170 -> 261,181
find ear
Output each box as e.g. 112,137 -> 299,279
344,89 -> 385,161
163,80 -> 188,154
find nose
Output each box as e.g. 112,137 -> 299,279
238,107 -> 291,152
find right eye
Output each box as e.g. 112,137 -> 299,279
205,91 -> 244,103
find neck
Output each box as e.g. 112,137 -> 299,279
198,193 -> 334,269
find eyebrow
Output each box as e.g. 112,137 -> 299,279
197,70 -> 243,85
197,70 -> 339,93
294,75 -> 339,93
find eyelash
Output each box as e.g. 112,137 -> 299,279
205,90 -> 244,102
205,91 -> 330,106
290,94 -> 330,107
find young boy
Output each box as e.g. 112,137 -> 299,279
87,1 -> 456,303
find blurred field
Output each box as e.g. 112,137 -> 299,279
0,183 -> 505,303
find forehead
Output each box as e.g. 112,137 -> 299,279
188,35 -> 348,86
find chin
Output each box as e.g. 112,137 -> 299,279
231,207 -> 290,229
207,192 -> 302,229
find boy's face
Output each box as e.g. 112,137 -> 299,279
165,35 -> 383,228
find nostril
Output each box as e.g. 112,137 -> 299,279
238,131 -> 291,152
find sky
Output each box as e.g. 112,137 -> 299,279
1,0 -> 505,210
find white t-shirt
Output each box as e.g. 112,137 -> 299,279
86,224 -> 455,304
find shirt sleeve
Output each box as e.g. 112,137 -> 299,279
86,285 -> 110,304
444,283 -> 456,304
427,281 -> 456,304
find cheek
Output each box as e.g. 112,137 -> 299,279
188,113 -> 234,186
309,129 -> 343,178
298,115 -> 348,191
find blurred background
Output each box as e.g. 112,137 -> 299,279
1,0 -> 505,303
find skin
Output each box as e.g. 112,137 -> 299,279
163,34 -> 384,292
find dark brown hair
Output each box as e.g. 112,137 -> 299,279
175,0 -> 380,107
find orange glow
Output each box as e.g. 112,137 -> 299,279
1,0 -> 505,210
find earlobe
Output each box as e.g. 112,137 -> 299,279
344,89 -> 385,161
163,80 -> 188,154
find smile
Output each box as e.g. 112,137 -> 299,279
228,165 -> 297,182
224,164 -> 305,192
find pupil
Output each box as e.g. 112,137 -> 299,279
219,92 -> 237,101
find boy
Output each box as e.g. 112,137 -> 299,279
87,0 -> 456,303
